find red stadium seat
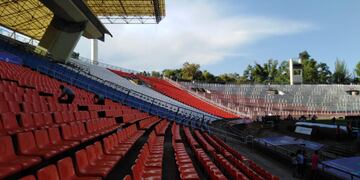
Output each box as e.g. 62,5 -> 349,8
34,129 -> 71,152
0,136 -> 41,170
93,142 -> 121,162
75,149 -> 111,178
85,145 -> 117,168
0,165 -> 22,179
57,157 -> 101,180
36,165 -> 59,180
47,127 -> 79,148
1,112 -> 22,134
19,113 -> 36,130
17,131 -> 59,159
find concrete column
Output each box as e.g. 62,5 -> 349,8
39,16 -> 86,63
289,59 -> 294,85
91,39 -> 98,65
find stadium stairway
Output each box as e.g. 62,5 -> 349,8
162,122 -> 180,180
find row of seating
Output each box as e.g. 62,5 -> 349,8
172,123 -> 199,180
17,122 -> 146,179
0,97 -> 121,179
20,157 -> 101,180
194,149 -> 227,180
172,122 -> 181,142
102,124 -> 144,157
130,131 -> 165,179
210,134 -> 278,180
194,130 -> 246,179
122,113 -> 149,124
183,127 -> 199,149
139,116 -> 161,129
194,130 -> 215,152
201,133 -> 261,179
155,120 -> 170,136
183,127 -> 226,180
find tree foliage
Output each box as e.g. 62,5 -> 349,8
332,59 -> 351,84
138,51 -> 357,85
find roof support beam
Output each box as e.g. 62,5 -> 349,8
152,0 -> 162,23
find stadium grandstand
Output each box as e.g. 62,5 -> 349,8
0,0 -> 359,180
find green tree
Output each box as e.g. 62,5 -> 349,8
353,62 -> 360,83
300,52 -> 318,84
299,51 -> 310,60
274,61 -> 289,84
181,62 -> 201,80
333,59 -> 351,84
253,63 -> 268,83
202,70 -> 215,82
264,59 -> 278,83
162,69 -> 176,78
316,63 -> 332,84
243,65 -> 254,82
151,71 -> 161,77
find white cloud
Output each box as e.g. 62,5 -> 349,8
75,0 -> 313,72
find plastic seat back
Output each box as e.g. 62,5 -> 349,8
17,131 -> 37,154
19,113 -> 35,129
2,112 -> 19,130
61,125 -> 73,140
48,127 -> 62,145
57,157 -> 76,180
85,145 -> 97,164
33,113 -> 46,127
8,101 -> 20,112
75,150 -> 90,171
37,165 -> 60,180
0,136 -> 16,162
34,129 -> 51,149
0,101 -> 10,113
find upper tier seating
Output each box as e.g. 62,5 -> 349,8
137,75 -> 238,119
67,59 -> 212,118
179,81 -> 360,118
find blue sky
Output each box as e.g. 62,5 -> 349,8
75,0 -> 360,75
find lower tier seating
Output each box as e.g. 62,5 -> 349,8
0,61 -> 277,180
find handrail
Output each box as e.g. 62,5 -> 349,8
165,77 -> 247,117
76,56 -> 139,74
37,64 -> 218,126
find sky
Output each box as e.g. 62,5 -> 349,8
75,0 -> 360,75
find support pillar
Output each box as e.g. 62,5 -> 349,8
91,39 -> 99,65
39,16 -> 86,63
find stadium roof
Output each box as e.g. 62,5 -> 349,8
86,0 -> 166,24
0,0 -> 165,40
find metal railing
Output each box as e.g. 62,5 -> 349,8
36,64 -> 218,130
166,77 -> 247,117
76,56 -> 139,74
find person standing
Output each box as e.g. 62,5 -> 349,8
310,150 -> 319,179
296,150 -> 304,178
336,125 -> 341,141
